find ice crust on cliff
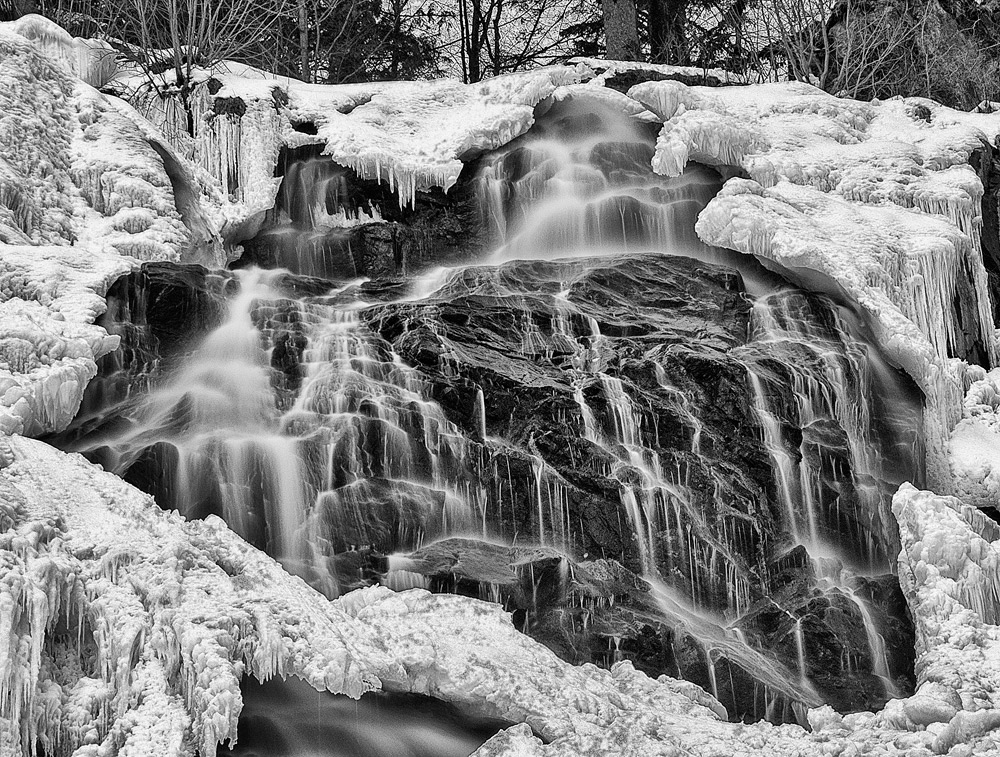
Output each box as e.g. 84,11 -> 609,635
4,438 -> 1000,756
0,26 -> 225,437
128,64 -> 588,215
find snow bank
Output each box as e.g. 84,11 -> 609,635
5,440 -> 1000,755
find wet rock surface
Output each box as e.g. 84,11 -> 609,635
237,146 -> 488,279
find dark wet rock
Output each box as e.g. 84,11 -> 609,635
363,254 -> 772,592
972,139 -> 1000,328
236,146 -> 488,279
43,263 -> 232,450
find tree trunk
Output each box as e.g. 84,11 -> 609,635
468,0 -> 483,82
649,0 -> 688,65
298,0 -> 310,81
603,0 -> 640,61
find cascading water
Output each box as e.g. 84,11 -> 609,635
54,95 -> 923,725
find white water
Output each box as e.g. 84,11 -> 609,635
738,291 -> 912,699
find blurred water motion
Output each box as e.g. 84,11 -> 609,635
217,676 -> 510,757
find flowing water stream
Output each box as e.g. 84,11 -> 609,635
51,96 -> 923,730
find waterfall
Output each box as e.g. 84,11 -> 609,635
53,94 -> 922,723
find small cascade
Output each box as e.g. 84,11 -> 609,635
647,579 -> 821,719
249,153 -> 382,279
737,290 -> 920,701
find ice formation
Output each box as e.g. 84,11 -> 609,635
950,368 -> 1000,508
3,13 -> 1000,756
623,79 -> 1000,489
127,65 -> 589,214
0,15 -> 116,88
0,26 -> 226,437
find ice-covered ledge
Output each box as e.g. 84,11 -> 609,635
625,77 -> 1000,491
3,437 -> 1000,756
0,26 -> 228,438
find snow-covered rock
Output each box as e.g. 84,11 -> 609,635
128,64 -> 589,218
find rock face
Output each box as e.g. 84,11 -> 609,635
58,249 -> 919,720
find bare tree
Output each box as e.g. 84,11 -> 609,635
752,0 -> 998,108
